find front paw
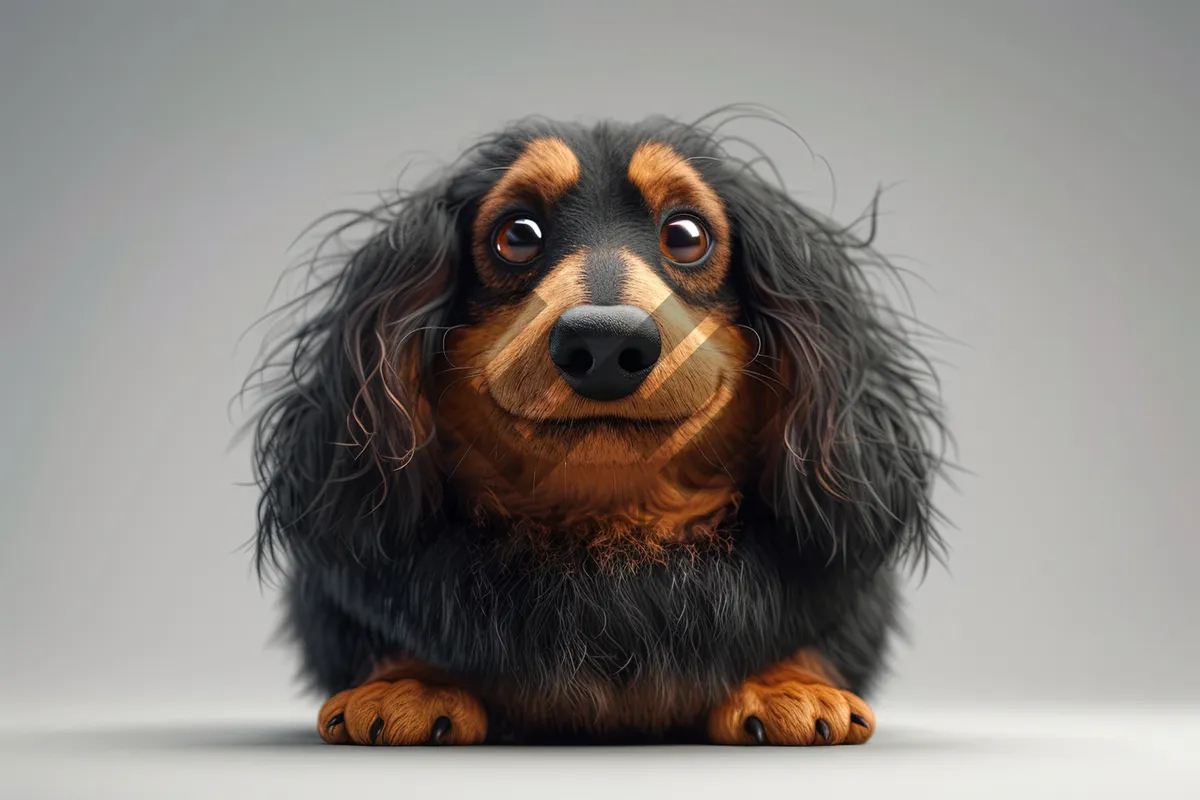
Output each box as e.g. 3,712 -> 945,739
318,679 -> 487,745
708,682 -> 875,746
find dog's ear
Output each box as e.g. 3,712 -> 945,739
718,175 -> 948,573
244,179 -> 465,580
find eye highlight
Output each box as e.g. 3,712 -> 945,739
494,216 -> 544,265
659,213 -> 711,265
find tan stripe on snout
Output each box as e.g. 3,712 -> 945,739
618,248 -> 723,397
484,250 -> 589,419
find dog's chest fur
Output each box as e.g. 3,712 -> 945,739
305,513 -> 868,739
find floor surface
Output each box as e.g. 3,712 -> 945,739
3,706 -> 1198,799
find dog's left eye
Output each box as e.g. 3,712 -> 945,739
494,216 -> 544,265
660,214 -> 711,265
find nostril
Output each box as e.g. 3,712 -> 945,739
617,347 -> 653,374
558,347 -> 594,376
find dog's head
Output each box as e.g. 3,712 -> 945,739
247,112 -> 948,572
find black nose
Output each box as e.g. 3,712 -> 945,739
548,305 -> 662,401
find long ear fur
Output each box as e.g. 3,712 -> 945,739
240,180 -> 464,582
717,172 -> 950,574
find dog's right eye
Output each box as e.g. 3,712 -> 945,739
494,217 -> 544,265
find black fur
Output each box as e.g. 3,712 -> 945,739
239,106 -> 949,743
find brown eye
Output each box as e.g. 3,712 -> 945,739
494,216 -> 544,265
659,214 -> 710,264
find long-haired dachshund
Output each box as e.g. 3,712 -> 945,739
245,108 -> 948,746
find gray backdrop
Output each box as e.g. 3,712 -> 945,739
2,0 -> 1197,722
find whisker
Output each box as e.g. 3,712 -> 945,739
433,370 -> 486,412
738,370 -> 785,398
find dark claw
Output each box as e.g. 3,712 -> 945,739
743,715 -> 767,744
850,713 -> 870,729
430,715 -> 452,745
815,719 -> 831,742
325,713 -> 345,733
369,717 -> 385,744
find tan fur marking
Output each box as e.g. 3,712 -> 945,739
457,249 -> 589,422
478,137 -> 580,220
318,659 -> 487,746
708,649 -> 875,746
618,248 -> 736,417
473,137 -> 581,287
627,141 -> 731,294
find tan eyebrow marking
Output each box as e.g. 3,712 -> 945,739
472,137 -> 581,287
476,137 -> 581,227
627,141 -> 732,294
627,142 -> 726,229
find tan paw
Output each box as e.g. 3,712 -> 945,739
708,681 -> 875,746
318,679 -> 488,745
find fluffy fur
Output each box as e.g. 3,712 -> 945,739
239,106 -> 950,745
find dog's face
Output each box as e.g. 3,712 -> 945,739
433,129 -> 768,532
248,113 -> 946,571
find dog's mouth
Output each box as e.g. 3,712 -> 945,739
516,414 -> 690,437
488,375 -> 729,435
477,378 -> 738,470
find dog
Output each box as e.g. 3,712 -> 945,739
244,108 -> 948,746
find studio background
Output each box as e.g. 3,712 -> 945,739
2,0 -> 1197,739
